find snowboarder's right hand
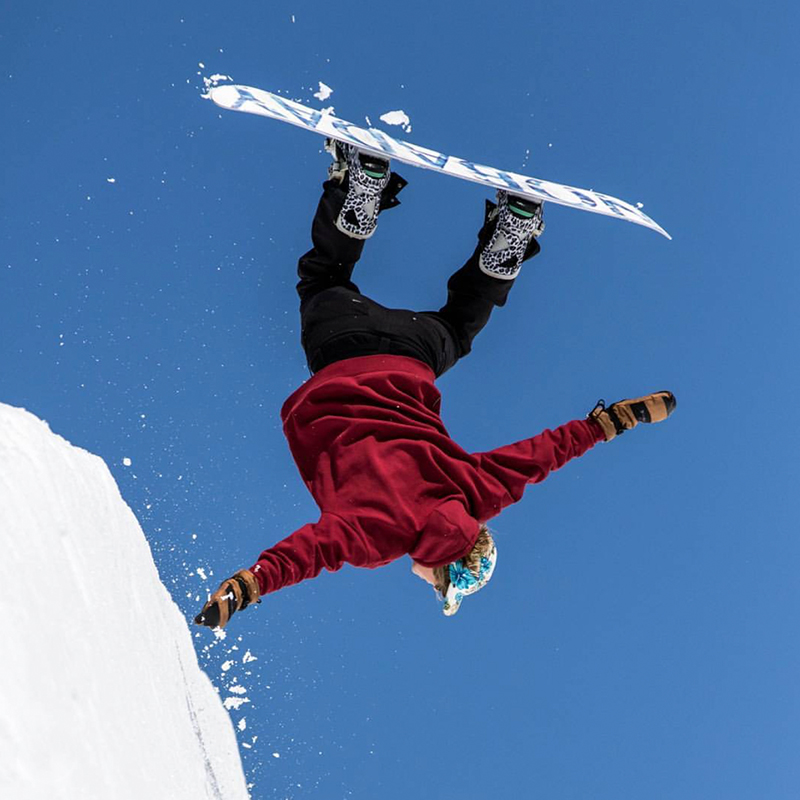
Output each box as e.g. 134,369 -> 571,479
194,569 -> 261,629
588,391 -> 676,441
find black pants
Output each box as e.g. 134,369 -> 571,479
297,180 -> 540,377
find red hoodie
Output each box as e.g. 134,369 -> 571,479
250,355 -> 604,595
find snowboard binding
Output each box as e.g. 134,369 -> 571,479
325,139 -> 400,240
479,190 -> 545,280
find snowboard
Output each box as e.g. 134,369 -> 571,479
207,84 -> 670,240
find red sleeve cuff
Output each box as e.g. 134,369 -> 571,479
585,417 -> 607,443
250,563 -> 270,595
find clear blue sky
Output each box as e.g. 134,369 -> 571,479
2,1 -> 799,798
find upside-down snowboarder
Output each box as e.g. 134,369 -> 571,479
195,142 -> 676,628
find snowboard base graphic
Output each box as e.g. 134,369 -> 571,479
208,84 -> 670,240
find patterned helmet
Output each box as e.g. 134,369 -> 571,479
442,542 -> 497,616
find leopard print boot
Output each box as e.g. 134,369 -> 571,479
326,139 -> 392,239
478,190 -> 545,280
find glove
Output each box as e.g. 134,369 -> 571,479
589,390 -> 676,441
194,569 -> 261,629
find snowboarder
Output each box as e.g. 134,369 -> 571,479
195,142 -> 676,628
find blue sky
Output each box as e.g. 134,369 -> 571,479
2,1 -> 799,798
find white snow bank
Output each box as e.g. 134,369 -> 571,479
0,404 -> 249,800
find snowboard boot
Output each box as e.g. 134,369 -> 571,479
478,190 -> 545,280
325,139 -> 396,239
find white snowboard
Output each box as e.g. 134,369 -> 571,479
208,84 -> 670,239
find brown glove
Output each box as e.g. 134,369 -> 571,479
194,569 -> 261,629
589,390 -> 676,441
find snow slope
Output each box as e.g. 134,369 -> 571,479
0,404 -> 249,800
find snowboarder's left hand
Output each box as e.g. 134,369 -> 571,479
588,390 -> 676,441
194,569 -> 261,629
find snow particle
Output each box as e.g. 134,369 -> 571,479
379,110 -> 411,133
272,752 -> 281,759
223,696 -> 250,711
313,81 -> 333,102
122,457 -> 132,467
